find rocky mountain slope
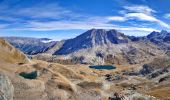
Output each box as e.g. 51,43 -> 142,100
0,38 -> 29,64
3,37 -> 57,55
51,29 -> 166,65
3,29 -> 169,65
55,29 -> 130,55
147,30 -> 170,51
0,35 -> 170,100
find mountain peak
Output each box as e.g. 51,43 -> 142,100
55,29 -> 130,55
90,28 -> 106,31
81,29 -> 129,45
147,30 -> 169,39
147,31 -> 160,39
160,30 -> 168,34
89,29 -> 118,33
87,29 -> 107,35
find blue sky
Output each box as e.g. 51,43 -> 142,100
0,0 -> 170,40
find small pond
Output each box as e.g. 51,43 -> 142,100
89,65 -> 116,70
19,71 -> 38,79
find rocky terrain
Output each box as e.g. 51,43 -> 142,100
0,29 -> 170,100
29,29 -> 166,65
0,38 -> 105,100
0,73 -> 14,100
4,29 -> 169,66
54,29 -> 130,55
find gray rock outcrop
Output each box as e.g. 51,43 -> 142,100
0,73 -> 14,100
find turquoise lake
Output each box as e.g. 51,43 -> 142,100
89,65 -> 116,70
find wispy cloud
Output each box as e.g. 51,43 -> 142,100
0,1 -> 168,34
116,27 -> 159,32
125,13 -> 170,28
8,19 -> 158,34
15,4 -> 73,19
164,13 -> 170,19
108,5 -> 170,29
0,2 -> 78,22
123,5 -> 156,15
11,19 -> 115,31
107,16 -> 127,22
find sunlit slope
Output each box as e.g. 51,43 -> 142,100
0,38 -> 29,64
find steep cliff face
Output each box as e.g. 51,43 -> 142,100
0,38 -> 29,64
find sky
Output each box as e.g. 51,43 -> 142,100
0,0 -> 170,40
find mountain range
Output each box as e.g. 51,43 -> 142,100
3,37 -> 57,55
3,29 -> 170,65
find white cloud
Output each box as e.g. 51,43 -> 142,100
116,5 -> 170,29
125,13 -> 170,28
107,16 -> 127,22
23,20 -> 115,30
117,27 -> 159,32
0,2 -> 169,34
8,19 -> 158,34
0,3 -> 79,22
16,4 -> 73,19
107,12 -> 170,29
124,5 -> 156,15
164,13 -> 170,19
125,13 -> 157,21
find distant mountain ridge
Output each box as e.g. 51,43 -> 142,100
3,37 -> 58,55
147,30 -> 170,51
2,29 -> 169,64
147,30 -> 170,42
3,29 -> 169,55
0,38 -> 29,64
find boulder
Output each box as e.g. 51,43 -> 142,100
0,73 -> 14,100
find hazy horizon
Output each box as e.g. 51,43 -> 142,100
1,28 -> 167,41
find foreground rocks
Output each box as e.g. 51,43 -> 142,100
0,73 -> 14,100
